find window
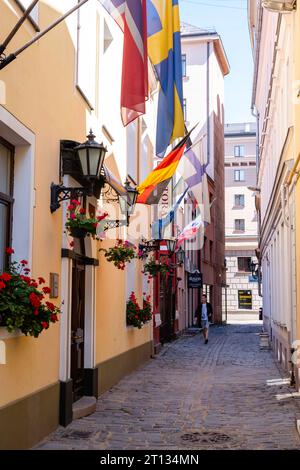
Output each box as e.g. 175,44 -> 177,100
183,98 -> 187,121
182,54 -> 187,77
234,145 -> 245,157
0,139 -> 14,272
234,194 -> 245,207
238,290 -> 252,310
234,170 -> 245,181
234,219 -> 245,232
237,257 -> 251,272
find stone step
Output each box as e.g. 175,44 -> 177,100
72,396 -> 96,420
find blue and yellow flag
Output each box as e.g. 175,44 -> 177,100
147,0 -> 185,156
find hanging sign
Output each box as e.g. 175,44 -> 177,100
188,271 -> 203,289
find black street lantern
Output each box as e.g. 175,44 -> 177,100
74,130 -> 107,180
102,179 -> 139,230
176,246 -> 185,266
119,180 -> 139,217
165,238 -> 176,253
50,129 -> 108,213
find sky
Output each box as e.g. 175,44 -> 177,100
179,0 -> 255,124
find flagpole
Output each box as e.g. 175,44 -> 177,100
0,0 -> 90,70
0,0 -> 40,56
184,133 -> 207,154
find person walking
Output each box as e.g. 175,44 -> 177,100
195,294 -> 213,344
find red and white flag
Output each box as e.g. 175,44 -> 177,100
176,214 -> 204,250
100,0 -> 148,126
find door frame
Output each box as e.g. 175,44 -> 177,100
59,186 -> 99,425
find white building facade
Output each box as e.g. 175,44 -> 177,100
248,0 -> 300,386
224,123 -> 262,321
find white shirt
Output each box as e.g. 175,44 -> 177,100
201,303 -> 208,321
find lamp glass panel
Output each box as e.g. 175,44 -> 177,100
127,200 -> 135,215
88,148 -> 101,177
78,148 -> 88,176
119,196 -> 128,215
127,190 -> 137,206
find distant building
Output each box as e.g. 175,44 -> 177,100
224,123 -> 262,321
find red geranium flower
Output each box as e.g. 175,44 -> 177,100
29,292 -> 41,308
0,281 -> 6,290
46,301 -> 56,312
20,260 -> 28,265
0,273 -> 12,282
42,287 -> 51,294
50,314 -> 58,322
41,322 -> 49,329
38,277 -> 46,285
21,275 -> 31,284
5,247 -> 14,255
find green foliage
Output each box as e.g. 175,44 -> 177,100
65,199 -> 108,237
126,292 -> 152,329
143,256 -> 173,279
100,240 -> 137,270
0,255 -> 60,338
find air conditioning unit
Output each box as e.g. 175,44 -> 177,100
262,0 -> 296,12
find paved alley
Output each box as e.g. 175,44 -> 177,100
35,324 -> 300,450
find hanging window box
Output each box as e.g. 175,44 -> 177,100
65,199 -> 108,239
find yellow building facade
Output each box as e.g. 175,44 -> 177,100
0,0 -> 154,449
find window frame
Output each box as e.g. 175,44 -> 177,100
234,194 -> 245,207
182,54 -> 187,78
237,257 -> 251,272
234,145 -> 245,157
234,219 -> 245,232
183,98 -> 187,122
234,169 -> 245,182
0,138 -> 15,271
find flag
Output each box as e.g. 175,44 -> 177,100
177,136 -> 211,223
176,213 -> 204,249
137,132 -> 191,205
152,187 -> 188,239
100,1 -> 148,125
147,0 -> 185,156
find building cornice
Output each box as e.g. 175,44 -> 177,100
225,132 -> 256,138
181,34 -> 230,76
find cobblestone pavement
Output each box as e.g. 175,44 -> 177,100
36,324 -> 300,450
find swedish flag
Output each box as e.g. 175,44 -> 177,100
147,0 -> 185,156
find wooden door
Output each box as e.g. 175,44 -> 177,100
71,258 -> 85,402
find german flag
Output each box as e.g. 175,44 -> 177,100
137,131 -> 192,205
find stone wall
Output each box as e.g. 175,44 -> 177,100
225,254 -> 262,313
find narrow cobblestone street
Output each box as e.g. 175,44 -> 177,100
36,325 -> 300,450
